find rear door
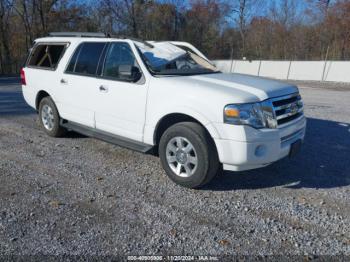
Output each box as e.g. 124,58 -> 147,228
58,42 -> 107,127
94,42 -> 148,142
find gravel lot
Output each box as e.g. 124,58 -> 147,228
0,78 -> 349,259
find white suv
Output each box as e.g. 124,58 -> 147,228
21,32 -> 306,188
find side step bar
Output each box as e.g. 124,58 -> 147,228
61,121 -> 153,153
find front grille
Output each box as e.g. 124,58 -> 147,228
277,112 -> 303,125
271,93 -> 304,127
273,95 -> 299,108
262,93 -> 304,128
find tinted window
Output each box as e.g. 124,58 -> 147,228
28,44 -> 66,69
66,44 -> 82,72
69,42 -> 106,75
103,42 -> 138,79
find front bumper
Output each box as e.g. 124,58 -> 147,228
211,116 -> 306,171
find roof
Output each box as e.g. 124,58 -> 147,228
35,37 -> 117,43
33,32 -> 210,61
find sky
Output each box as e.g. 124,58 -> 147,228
81,0 -> 313,25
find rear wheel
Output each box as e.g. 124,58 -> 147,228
38,97 -> 66,137
159,122 -> 220,188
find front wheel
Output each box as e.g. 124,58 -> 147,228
159,122 -> 220,188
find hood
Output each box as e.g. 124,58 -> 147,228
185,73 -> 298,102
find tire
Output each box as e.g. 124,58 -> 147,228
38,97 -> 66,137
159,122 -> 220,188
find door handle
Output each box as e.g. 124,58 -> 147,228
60,79 -> 68,84
99,85 -> 108,92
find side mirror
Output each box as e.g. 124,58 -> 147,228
118,65 -> 142,82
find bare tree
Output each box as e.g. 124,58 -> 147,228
0,0 -> 13,73
100,0 -> 149,37
231,0 -> 262,58
13,0 -> 36,48
268,0 -> 301,59
0,0 -> 349,74
36,0 -> 58,33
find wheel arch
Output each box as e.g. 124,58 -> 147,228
153,112 -> 220,148
35,90 -> 51,111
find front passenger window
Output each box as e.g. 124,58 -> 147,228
103,43 -> 140,81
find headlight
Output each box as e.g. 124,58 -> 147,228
224,103 -> 266,128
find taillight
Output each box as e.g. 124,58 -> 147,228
20,68 -> 26,85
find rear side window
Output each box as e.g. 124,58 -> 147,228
66,42 -> 106,76
27,44 -> 67,69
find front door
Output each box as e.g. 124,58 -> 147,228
94,42 -> 148,142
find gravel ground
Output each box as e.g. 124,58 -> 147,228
0,78 -> 349,260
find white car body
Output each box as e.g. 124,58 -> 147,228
22,36 -> 306,173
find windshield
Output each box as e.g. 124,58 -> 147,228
135,42 -> 220,76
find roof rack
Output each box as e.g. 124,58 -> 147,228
108,34 -> 154,48
126,36 -> 154,48
48,32 -> 106,38
48,32 -> 154,48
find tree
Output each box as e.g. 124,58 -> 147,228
36,0 -> 58,34
325,0 -> 350,59
13,0 -> 36,49
180,0 -> 228,58
0,0 -> 349,74
0,0 -> 13,73
230,0 -> 262,58
99,0 -> 152,37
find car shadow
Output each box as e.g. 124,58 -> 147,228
204,118 -> 350,190
64,131 -> 87,138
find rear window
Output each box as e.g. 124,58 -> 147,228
27,43 -> 67,69
66,42 -> 106,76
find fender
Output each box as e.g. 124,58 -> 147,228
35,90 -> 60,109
143,105 -> 221,145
